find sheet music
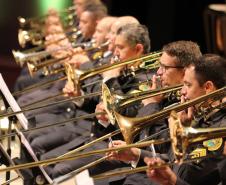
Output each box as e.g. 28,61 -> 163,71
0,142 -> 24,181
0,74 -> 28,130
75,170 -> 94,185
0,74 -> 53,183
18,127 -> 53,183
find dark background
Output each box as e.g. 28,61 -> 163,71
0,0 -> 224,90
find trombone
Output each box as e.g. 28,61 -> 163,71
0,88 -> 224,173
91,103 -> 226,180
169,108 -> 226,164
0,139 -> 167,173
1,82 -> 178,121
53,88 -> 226,181
113,86 -> 226,144
12,49 -> 160,99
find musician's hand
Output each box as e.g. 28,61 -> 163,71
107,140 -> 140,162
58,39 -> 71,47
102,67 -> 122,79
95,102 -> 109,123
178,95 -> 194,126
144,157 -> 177,185
72,47 -> 84,54
223,141 -> 226,156
45,33 -> 66,44
142,74 -> 163,106
46,24 -> 63,34
102,57 -> 123,79
68,53 -> 89,67
63,81 -> 80,97
53,50 -> 71,59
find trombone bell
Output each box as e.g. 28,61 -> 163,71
169,110 -> 226,164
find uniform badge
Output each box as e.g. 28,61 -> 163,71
203,138 -> 223,151
139,84 -> 150,91
92,51 -> 103,60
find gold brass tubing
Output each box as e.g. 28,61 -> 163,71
79,51 -> 162,82
21,92 -> 65,109
117,84 -> 182,110
92,155 -> 216,180
0,91 -> 101,118
2,176 -> 21,185
12,76 -> 67,97
56,130 -> 121,159
0,139 -> 168,173
114,86 -> 226,144
0,112 -> 105,141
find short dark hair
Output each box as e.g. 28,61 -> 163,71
83,3 -> 107,20
116,23 -> 151,54
163,40 -> 202,67
193,54 -> 226,88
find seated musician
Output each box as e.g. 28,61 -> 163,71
107,40 -> 202,185
144,54 -> 226,185
43,22 -> 152,181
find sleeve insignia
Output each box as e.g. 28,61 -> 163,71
203,138 -> 223,151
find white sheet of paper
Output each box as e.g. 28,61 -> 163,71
75,170 -> 94,185
0,74 -> 28,129
0,74 -> 53,183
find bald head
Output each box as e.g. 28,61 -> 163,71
113,16 -> 139,34
93,16 -> 117,46
107,16 -> 139,51
99,16 -> 117,32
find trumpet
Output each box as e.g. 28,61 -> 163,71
18,29 -> 43,48
26,40 -> 108,77
18,6 -> 76,28
12,36 -> 90,67
18,27 -> 81,49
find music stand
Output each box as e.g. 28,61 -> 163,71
0,74 -> 53,184
0,142 -> 24,184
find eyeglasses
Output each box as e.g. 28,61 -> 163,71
159,62 -> 184,72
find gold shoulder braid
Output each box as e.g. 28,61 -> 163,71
189,148 -> 207,159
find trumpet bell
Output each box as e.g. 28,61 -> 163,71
27,62 -> 37,77
18,16 -> 26,27
102,83 -> 116,125
18,29 -> 43,48
12,50 -> 27,67
18,29 -> 30,48
169,111 -> 187,163
169,107 -> 226,164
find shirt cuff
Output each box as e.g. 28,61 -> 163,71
103,76 -> 112,83
130,149 -> 141,168
98,120 -> 111,128
73,90 -> 84,107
